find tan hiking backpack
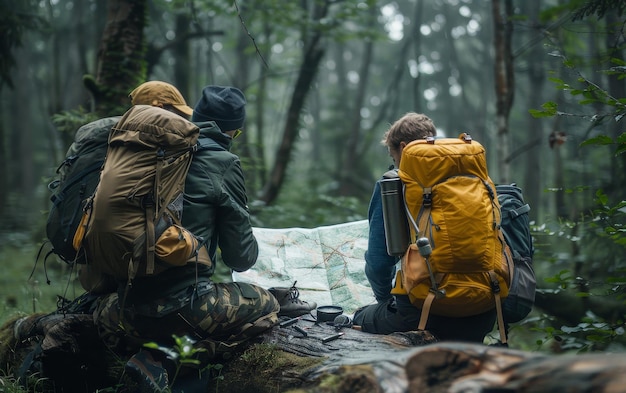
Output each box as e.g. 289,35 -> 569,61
76,105 -> 211,284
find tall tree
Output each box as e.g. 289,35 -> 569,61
521,0 -> 546,219
604,12 -> 626,196
338,4 -> 378,196
0,0 -> 43,224
83,0 -> 148,117
173,12 -> 192,99
351,0 -> 427,176
259,0 -> 330,205
492,0 -> 515,183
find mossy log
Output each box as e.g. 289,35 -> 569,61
240,318 -> 626,393
2,314 -> 626,393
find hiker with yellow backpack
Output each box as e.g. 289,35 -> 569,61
353,112 -> 530,344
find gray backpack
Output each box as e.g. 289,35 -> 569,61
46,117 -> 120,264
497,183 -> 536,323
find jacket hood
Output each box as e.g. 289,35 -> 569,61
195,120 -> 233,151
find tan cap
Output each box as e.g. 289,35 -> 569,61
129,81 -> 193,116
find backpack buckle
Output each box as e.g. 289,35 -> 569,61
423,188 -> 432,207
490,276 -> 501,294
430,288 -> 446,299
459,133 -> 472,143
141,193 -> 155,208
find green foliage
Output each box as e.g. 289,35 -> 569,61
50,108 -> 100,136
571,0 -> 626,20
532,317 -> 625,353
0,244 -> 81,326
529,187 -> 626,353
544,269 -> 574,290
144,335 -> 206,368
143,335 -> 221,388
251,192 -> 367,229
527,35 -> 626,352
248,152 -> 369,228
591,189 -> 626,247
223,343 -> 321,391
0,374 -> 36,392
192,0 -> 382,45
581,133 -> 626,156
529,101 -> 559,118
531,61 -> 626,124
540,0 -> 625,23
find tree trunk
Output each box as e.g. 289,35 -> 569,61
551,91 -> 568,220
338,4 -> 376,196
232,1 -> 261,194
522,0 -> 545,219
410,0 -> 425,115
6,313 -> 626,393
259,1 -> 329,205
404,341 -> 626,393
492,0 -> 514,183
605,13 -> 626,198
84,0 -> 147,116
356,0 -> 425,172
239,7 -> 273,196
534,288 -> 626,327
173,12 -> 192,100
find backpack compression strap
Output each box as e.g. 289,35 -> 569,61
489,270 -> 508,345
416,271 -> 508,346
418,288 -> 436,330
404,192 -> 445,331
144,148 -> 165,276
417,187 -> 432,241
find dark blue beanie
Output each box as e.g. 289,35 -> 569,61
191,85 -> 246,131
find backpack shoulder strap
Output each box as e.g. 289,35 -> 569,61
506,203 -> 530,219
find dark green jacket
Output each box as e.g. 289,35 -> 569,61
182,121 -> 259,274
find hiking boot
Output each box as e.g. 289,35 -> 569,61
124,349 -> 170,393
269,281 -> 317,318
13,313 -> 65,342
14,315 -> 42,342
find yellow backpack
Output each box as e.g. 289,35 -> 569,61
392,134 -> 512,341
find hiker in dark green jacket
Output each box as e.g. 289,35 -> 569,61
93,85 -> 281,365
184,88 -> 259,273
16,82 -> 313,391
181,86 -> 315,323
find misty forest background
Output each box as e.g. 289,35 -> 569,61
1,0 -> 625,353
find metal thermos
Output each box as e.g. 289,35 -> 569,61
380,176 -> 410,256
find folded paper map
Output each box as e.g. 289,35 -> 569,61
232,220 -> 376,315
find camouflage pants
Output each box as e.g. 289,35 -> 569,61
94,281 -> 279,355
